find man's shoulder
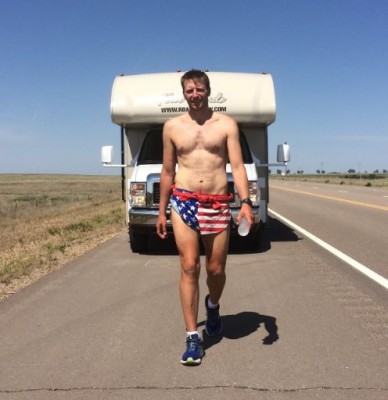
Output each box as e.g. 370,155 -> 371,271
212,111 -> 235,121
213,112 -> 238,127
164,114 -> 187,128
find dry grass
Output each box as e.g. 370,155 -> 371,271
0,174 -> 126,301
270,173 -> 388,188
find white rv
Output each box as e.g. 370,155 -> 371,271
102,71 -> 289,252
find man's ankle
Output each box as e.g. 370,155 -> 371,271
207,296 -> 219,309
186,330 -> 199,337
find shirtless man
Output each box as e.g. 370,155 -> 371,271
156,69 -> 254,365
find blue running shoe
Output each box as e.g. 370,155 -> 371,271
181,333 -> 204,365
205,294 -> 222,336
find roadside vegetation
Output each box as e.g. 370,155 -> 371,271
0,174 -> 126,301
270,172 -> 388,188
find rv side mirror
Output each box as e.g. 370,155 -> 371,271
277,143 -> 290,163
101,146 -> 114,164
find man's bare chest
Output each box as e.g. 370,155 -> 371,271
173,126 -> 226,156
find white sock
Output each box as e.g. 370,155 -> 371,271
207,297 -> 219,309
186,331 -> 199,337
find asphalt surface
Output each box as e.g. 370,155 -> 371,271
0,216 -> 387,399
269,179 -> 388,282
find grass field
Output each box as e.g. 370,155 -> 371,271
0,174 -> 126,301
270,173 -> 388,188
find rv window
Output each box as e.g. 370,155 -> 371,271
237,130 -> 253,164
137,128 -> 252,165
138,129 -> 164,165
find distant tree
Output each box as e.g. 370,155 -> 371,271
348,169 -> 356,173
374,169 -> 379,173
383,169 -> 387,173
316,169 -> 321,174
277,169 -> 282,175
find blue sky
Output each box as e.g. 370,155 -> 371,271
1,0 -> 387,174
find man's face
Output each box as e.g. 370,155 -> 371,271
182,79 -> 209,110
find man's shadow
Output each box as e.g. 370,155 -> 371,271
198,312 -> 279,351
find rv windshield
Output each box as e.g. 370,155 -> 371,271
137,128 -> 253,165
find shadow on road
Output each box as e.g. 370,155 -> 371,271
198,311 -> 279,351
141,215 -> 300,255
264,216 -> 301,242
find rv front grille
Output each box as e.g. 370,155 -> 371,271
153,182 -> 160,205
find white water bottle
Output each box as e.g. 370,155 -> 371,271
237,217 -> 250,237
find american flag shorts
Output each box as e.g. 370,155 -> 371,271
170,188 -> 232,235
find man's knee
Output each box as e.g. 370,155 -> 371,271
206,263 -> 226,278
181,258 -> 200,280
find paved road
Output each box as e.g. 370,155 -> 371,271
269,179 -> 388,283
0,206 -> 387,399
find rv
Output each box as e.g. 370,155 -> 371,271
102,71 -> 289,252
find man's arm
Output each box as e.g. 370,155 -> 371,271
226,117 -> 254,226
156,120 -> 176,239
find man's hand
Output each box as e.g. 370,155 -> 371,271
236,203 -> 254,230
156,214 -> 168,239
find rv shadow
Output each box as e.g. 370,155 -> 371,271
141,215 -> 300,255
265,216 -> 300,242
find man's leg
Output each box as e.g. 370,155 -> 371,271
171,210 -> 201,332
202,228 -> 229,336
171,210 -> 204,365
202,228 -> 229,304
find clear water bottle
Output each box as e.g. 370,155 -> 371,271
237,217 -> 250,236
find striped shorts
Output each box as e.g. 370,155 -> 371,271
170,187 -> 232,235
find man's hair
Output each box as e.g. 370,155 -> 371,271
180,69 -> 211,93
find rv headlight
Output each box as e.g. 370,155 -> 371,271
129,183 -> 146,207
248,181 -> 259,206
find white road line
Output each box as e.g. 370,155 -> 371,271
268,208 -> 388,290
